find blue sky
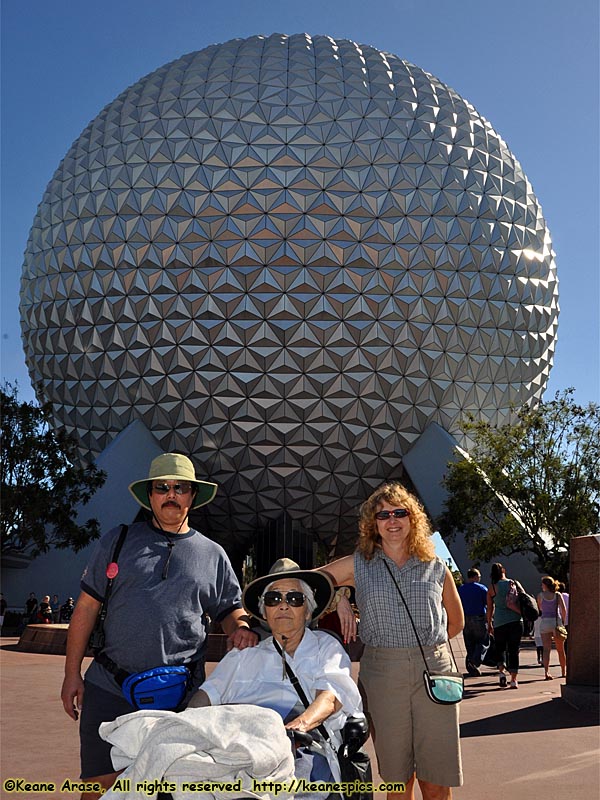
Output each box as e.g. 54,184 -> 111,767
1,1 -> 598,563
2,0 -> 598,406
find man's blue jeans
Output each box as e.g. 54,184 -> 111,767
463,615 -> 489,666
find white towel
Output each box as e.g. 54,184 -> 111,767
99,704 -> 295,800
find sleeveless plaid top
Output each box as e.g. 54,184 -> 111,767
354,550 -> 448,648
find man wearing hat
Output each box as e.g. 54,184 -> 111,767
188,558 -> 364,793
61,453 -> 258,799
59,597 -> 75,623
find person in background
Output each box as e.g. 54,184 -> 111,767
558,580 -> 570,654
458,568 -> 489,676
37,595 -> 53,623
0,594 -> 7,628
60,597 -> 76,623
52,594 -> 61,623
558,581 -> 569,625
487,563 -> 522,689
25,592 -> 38,623
532,615 -> 544,666
320,481 -> 464,800
537,576 -> 567,680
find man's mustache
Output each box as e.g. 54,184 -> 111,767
161,500 -> 181,508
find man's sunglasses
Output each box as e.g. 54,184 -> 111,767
151,481 -> 193,495
375,508 -> 410,520
262,591 -> 307,607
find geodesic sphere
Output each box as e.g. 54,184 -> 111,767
20,33 -> 558,543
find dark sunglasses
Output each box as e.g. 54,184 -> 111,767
262,590 -> 307,607
375,508 -> 410,520
151,481 -> 193,495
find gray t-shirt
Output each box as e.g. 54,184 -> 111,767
81,521 -> 242,695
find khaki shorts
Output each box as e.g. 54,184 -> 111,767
359,644 -> 463,786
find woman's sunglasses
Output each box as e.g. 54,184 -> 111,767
375,508 -> 410,520
262,590 -> 307,607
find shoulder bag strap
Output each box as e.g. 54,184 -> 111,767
382,559 -> 459,674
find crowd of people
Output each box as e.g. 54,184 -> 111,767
7,451 -> 570,800
454,564 -> 569,691
5,592 -> 76,626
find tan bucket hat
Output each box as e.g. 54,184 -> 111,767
128,453 -> 218,510
242,557 -> 334,623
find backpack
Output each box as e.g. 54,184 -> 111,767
517,586 -> 540,622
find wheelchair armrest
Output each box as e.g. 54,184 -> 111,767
341,715 -> 369,752
287,729 -> 316,749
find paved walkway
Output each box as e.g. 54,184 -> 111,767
0,637 -> 598,799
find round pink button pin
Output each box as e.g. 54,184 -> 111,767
106,562 -> 119,579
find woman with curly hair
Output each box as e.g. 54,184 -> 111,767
320,482 -> 464,800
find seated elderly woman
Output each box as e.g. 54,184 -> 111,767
188,558 -> 364,790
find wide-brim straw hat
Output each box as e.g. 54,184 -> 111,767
128,453 -> 218,510
242,557 -> 334,623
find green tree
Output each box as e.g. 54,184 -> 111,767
439,389 -> 600,581
0,382 -> 105,557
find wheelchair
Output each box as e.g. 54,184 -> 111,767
154,716 -> 371,800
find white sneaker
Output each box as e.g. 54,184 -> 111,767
509,680 -> 518,689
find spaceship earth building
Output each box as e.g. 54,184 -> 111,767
20,33 -> 559,549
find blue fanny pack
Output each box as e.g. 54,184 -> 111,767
95,650 -> 193,710
121,665 -> 191,710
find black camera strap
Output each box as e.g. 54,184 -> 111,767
95,524 -> 129,635
88,524 -> 129,676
